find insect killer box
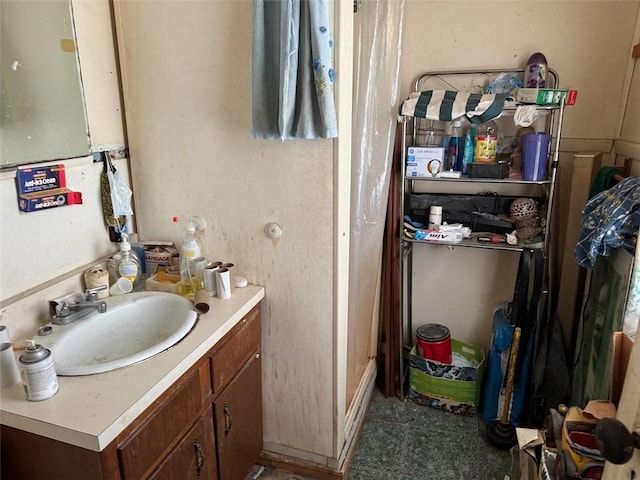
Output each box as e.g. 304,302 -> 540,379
406,147 -> 445,178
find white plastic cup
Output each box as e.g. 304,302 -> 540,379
109,277 -> 133,295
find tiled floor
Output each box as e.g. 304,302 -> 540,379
347,389 -> 519,480
251,388 -> 520,480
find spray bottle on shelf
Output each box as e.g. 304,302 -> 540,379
116,233 -> 141,291
446,120 -> 464,172
175,216 -> 207,299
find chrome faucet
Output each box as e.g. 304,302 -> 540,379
51,286 -> 108,325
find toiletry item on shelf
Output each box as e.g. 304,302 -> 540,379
428,206 -> 442,230
524,52 -> 548,88
116,233 -> 141,291
446,120 -> 464,172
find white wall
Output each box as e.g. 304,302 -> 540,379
112,1 -> 338,461
400,0 -> 640,349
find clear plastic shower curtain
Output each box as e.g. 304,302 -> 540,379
346,0 -> 405,405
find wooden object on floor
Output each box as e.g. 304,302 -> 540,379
381,122 -> 403,397
556,151 -> 602,357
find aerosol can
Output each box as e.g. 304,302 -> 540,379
19,340 -> 58,401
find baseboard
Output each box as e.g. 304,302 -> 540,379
258,451 -> 345,480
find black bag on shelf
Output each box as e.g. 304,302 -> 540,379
409,192 -> 525,216
408,192 -> 523,233
444,212 -> 514,234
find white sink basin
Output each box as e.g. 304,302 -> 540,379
37,292 -> 198,376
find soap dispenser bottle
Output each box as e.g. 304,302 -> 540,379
117,233 -> 141,291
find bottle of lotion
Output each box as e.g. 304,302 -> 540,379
524,52 -> 548,88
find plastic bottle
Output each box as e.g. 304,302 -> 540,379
474,121 -> 499,163
462,127 -> 475,173
446,120 -> 464,172
116,233 -> 141,291
524,52 -> 548,88
178,218 -> 205,299
128,232 -> 147,275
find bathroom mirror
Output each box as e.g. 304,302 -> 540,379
1,0 -> 90,169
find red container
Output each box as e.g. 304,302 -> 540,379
416,324 -> 452,364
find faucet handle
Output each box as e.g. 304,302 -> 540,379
85,285 -> 107,301
55,302 -> 70,317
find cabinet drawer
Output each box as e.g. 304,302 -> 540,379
210,305 -> 261,393
118,368 -> 206,479
149,408 -> 217,480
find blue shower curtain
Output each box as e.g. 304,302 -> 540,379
251,0 -> 338,140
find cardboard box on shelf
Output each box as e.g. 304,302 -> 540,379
409,339 -> 485,416
406,146 -> 445,178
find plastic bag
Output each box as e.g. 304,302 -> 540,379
486,72 -> 523,96
107,168 -> 134,216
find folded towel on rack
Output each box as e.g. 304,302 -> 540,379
400,89 -> 508,123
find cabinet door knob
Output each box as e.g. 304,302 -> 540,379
223,403 -> 233,438
192,439 -> 205,476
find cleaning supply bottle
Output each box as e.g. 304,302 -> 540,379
474,121 -> 499,163
462,127 -> 475,173
178,217 -> 206,299
116,233 -> 141,291
446,120 -> 464,172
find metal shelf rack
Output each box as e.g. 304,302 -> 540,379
398,68 -> 566,397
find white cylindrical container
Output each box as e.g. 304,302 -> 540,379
204,262 -> 222,297
0,325 -> 10,344
215,268 -> 232,299
428,205 -> 443,230
1,342 -> 20,388
18,340 -> 58,401
84,265 -> 110,298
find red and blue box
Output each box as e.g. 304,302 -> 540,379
16,164 -> 82,212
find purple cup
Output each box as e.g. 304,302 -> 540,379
521,133 -> 551,181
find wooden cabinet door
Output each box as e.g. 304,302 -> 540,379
149,408 -> 218,480
118,369 -> 205,479
213,353 -> 263,480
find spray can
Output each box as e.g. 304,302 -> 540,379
19,340 -> 59,401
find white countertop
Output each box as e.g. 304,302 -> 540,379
0,285 -> 264,452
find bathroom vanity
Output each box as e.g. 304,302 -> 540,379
0,285 -> 264,480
